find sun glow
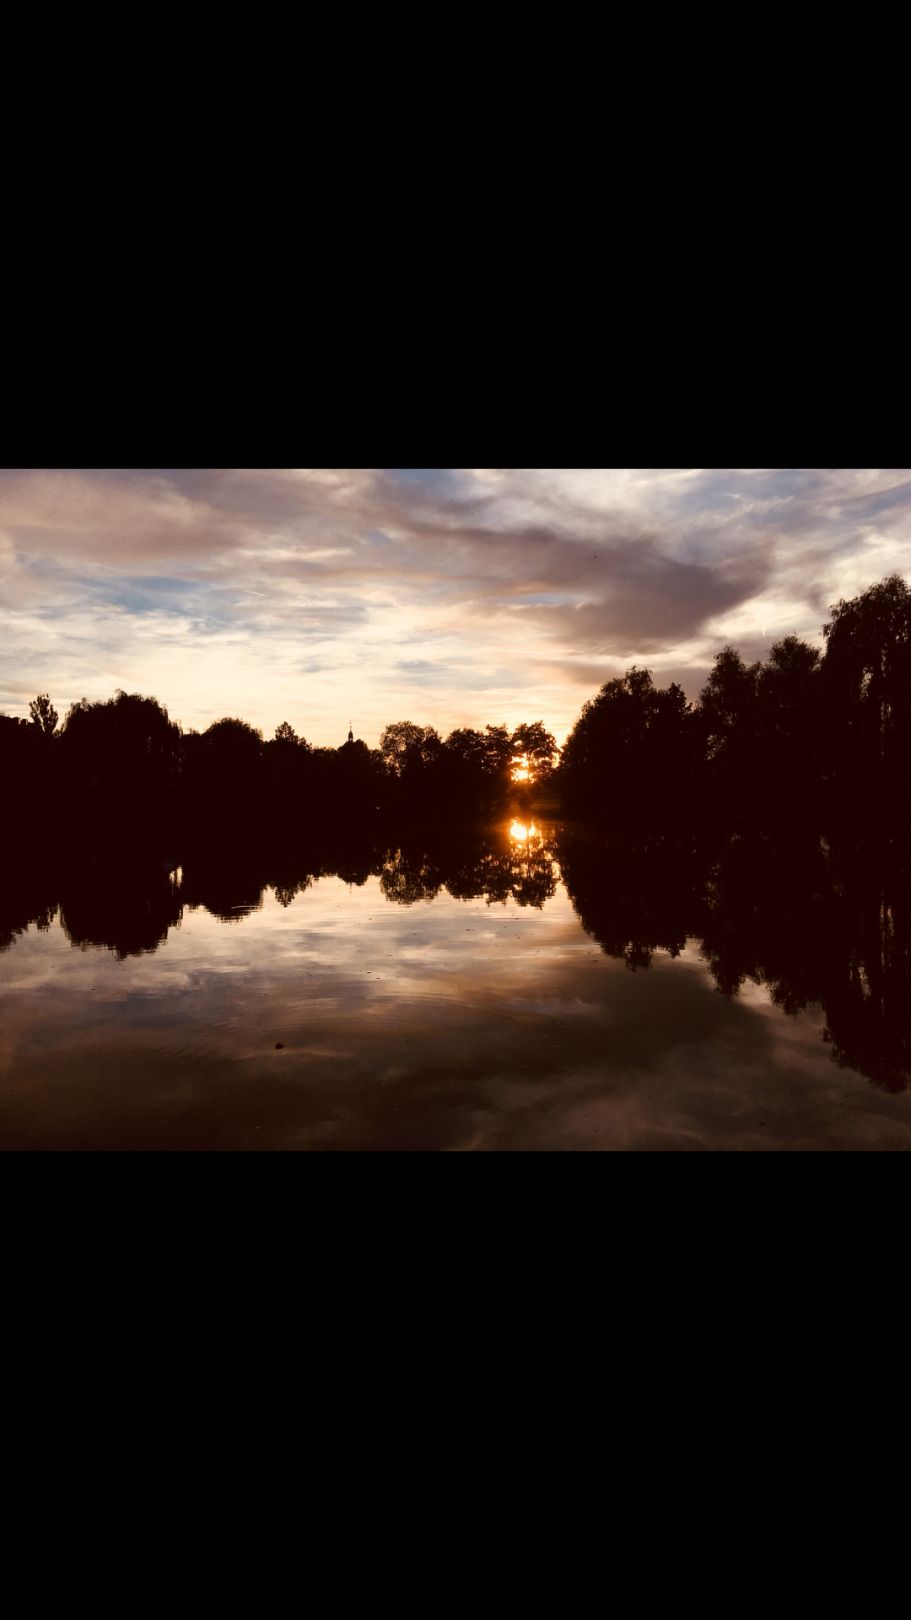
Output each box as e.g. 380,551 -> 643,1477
511,754 -> 532,783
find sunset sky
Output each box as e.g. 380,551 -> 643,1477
2,467 -> 910,747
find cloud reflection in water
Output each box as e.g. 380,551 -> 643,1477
2,821 -> 911,1149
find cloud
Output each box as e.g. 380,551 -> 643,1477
2,467 -> 911,743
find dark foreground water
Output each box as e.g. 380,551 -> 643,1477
2,819 -> 911,1149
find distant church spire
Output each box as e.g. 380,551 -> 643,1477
347,721 -> 354,744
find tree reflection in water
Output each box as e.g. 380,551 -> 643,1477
558,824 -> 911,1095
2,820 -> 911,1093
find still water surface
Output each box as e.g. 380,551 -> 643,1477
2,819 -> 911,1149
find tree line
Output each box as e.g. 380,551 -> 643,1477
560,573 -> 911,812
0,694 -> 559,835
2,573 -> 910,831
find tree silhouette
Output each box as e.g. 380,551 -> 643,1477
559,667 -> 694,813
29,693 -> 58,736
188,718 -> 264,819
699,647 -> 760,806
380,722 -> 442,779
822,574 -> 911,806
755,636 -> 821,806
511,721 -> 558,782
59,690 -> 180,832
483,725 -> 513,785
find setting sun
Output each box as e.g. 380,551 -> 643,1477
7,467 -> 911,1154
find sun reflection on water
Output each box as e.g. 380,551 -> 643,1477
509,819 -> 541,845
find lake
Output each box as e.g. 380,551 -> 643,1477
2,818 -> 911,1149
